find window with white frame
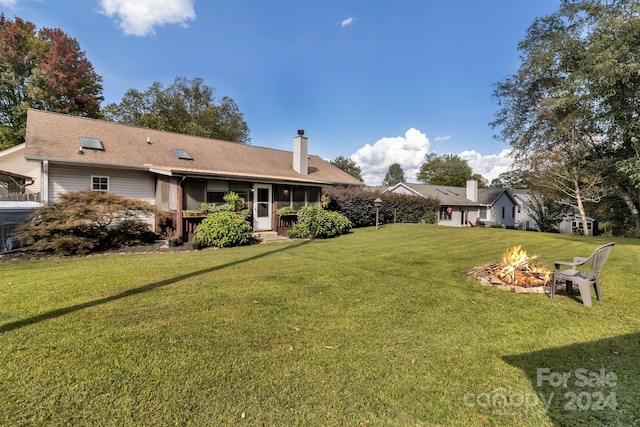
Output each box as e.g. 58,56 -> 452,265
479,206 -> 488,219
91,176 -> 109,192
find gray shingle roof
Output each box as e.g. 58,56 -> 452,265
383,182 -> 513,206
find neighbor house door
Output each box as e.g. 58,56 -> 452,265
253,184 -> 272,231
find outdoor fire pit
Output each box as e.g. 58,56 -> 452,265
469,246 -> 555,294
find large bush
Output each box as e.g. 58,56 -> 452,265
15,191 -> 156,255
289,206 -> 352,239
193,212 -> 253,248
322,186 -> 440,227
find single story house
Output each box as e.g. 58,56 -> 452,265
511,189 -> 539,231
512,189 -> 596,234
0,109 -> 363,240
383,180 -> 518,228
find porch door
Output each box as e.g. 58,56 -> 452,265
253,184 -> 272,231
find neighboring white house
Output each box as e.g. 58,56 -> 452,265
383,180 -> 518,228
559,215 -> 597,235
512,189 -> 596,234
512,189 -> 540,231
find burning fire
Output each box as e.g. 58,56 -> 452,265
497,246 -> 551,287
470,245 -> 552,288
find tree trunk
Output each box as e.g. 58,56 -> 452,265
619,189 -> 640,237
574,178 -> 590,236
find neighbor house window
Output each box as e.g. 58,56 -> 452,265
512,206 -> 516,218
572,221 -> 592,230
91,176 -> 109,192
502,206 -> 505,219
439,207 -> 452,221
479,207 -> 488,220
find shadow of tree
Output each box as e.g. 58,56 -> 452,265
0,240 -> 310,334
502,332 -> 640,426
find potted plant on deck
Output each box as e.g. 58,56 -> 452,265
276,206 -> 296,216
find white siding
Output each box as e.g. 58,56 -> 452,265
392,186 -> 417,196
489,193 -> 516,227
466,208 -> 481,225
48,164 -> 155,203
513,194 -> 539,230
0,146 -> 41,196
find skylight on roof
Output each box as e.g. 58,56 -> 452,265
172,148 -> 193,160
80,136 -> 104,150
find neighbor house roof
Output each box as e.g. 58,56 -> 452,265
23,109 -> 363,186
383,182 -> 516,207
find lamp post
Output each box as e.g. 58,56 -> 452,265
374,198 -> 383,230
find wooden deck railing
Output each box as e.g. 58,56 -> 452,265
276,213 -> 298,236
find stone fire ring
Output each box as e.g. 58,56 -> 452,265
471,271 -> 569,295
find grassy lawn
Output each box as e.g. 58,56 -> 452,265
1,225 -> 639,426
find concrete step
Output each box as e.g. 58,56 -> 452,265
253,231 -> 291,243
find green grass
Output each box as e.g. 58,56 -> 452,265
1,225 -> 639,426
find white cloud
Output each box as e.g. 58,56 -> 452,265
99,0 -> 196,36
0,0 -> 17,7
434,135 -> 450,141
351,129 -> 515,186
340,17 -> 354,28
459,149 -> 514,183
351,128 -> 431,186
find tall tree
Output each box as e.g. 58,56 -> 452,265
526,191 -> 571,233
330,156 -> 362,181
491,0 -> 640,235
103,77 -> 250,144
490,170 -> 531,189
0,14 -> 103,148
528,147 -> 607,235
382,162 -> 405,186
416,154 -> 474,186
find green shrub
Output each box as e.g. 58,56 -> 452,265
14,191 -> 156,255
223,191 -> 246,212
200,203 -> 231,214
289,206 -> 352,239
322,186 -> 440,227
276,205 -> 296,216
193,212 -> 254,248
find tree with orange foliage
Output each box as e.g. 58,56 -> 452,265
0,14 -> 103,149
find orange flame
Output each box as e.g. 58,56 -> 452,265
502,245 -> 536,265
498,246 -> 551,286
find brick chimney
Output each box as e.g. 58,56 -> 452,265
466,179 -> 478,202
293,130 -> 308,174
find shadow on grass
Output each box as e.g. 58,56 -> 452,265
0,240 -> 310,334
502,332 -> 640,426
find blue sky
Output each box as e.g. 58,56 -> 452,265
1,0 -> 560,185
